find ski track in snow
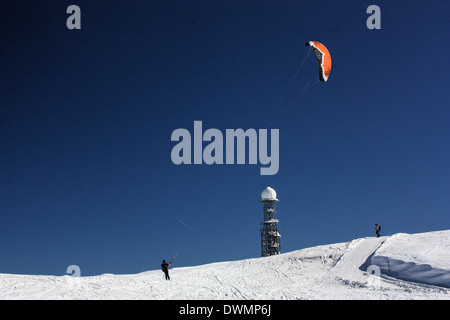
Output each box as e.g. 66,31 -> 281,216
1,231 -> 449,300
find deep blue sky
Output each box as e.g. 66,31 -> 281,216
1,1 -> 449,276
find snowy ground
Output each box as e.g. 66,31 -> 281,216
1,230 -> 449,300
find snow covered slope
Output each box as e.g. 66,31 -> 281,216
0,230 -> 449,300
363,230 -> 450,288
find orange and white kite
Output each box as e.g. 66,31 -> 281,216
305,41 -> 332,82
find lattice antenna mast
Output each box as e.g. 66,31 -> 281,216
260,187 -> 281,257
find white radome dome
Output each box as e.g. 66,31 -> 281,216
261,186 -> 277,201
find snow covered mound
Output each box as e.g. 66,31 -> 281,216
0,230 -> 449,300
362,230 -> 450,288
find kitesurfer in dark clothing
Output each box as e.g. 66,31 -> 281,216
161,260 -> 171,280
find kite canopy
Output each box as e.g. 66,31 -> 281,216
305,41 -> 332,82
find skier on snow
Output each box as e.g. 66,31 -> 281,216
375,224 -> 381,237
161,260 -> 171,280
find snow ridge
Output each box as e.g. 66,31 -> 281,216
363,230 -> 450,288
0,230 -> 449,299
